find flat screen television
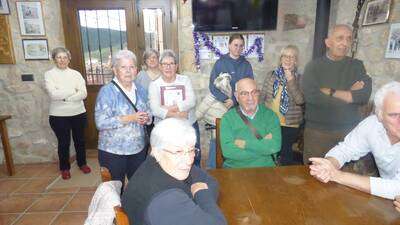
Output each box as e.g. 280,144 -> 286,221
192,0 -> 278,32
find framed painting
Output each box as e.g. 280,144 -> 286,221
16,1 -> 46,36
362,0 -> 391,26
0,0 -> 10,14
385,23 -> 400,58
22,39 -> 49,60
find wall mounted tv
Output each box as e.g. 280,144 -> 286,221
192,0 -> 278,32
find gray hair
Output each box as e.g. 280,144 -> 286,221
142,49 -> 160,70
328,24 -> 352,38
159,49 -> 178,64
51,47 -> 71,60
374,81 -> 400,115
150,118 -> 196,156
112,50 -> 137,68
278,44 -> 299,66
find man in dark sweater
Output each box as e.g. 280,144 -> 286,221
121,118 -> 227,225
302,24 -> 372,167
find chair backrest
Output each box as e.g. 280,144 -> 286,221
99,167 -> 130,225
215,118 -> 224,168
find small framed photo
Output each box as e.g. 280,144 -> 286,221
0,0 -> 10,14
362,0 -> 391,26
22,39 -> 49,60
385,23 -> 400,58
16,1 -> 45,36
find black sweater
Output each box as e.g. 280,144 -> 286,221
121,156 -> 227,225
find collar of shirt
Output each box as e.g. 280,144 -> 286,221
113,77 -> 137,104
239,105 -> 258,120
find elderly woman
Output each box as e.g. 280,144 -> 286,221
44,47 -> 91,180
122,118 -> 227,225
95,50 -> 152,186
136,49 -> 162,92
148,49 -> 201,166
260,45 -> 304,166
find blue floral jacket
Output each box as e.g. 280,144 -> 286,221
95,81 -> 151,155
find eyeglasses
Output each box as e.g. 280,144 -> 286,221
161,63 -> 176,67
281,55 -> 296,60
238,90 -> 261,97
164,147 -> 200,158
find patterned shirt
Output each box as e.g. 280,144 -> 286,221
95,80 -> 151,155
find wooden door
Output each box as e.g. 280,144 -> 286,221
60,0 -> 178,149
61,0 -> 138,149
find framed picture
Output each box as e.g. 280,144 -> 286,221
16,1 -> 45,36
385,23 -> 400,58
362,0 -> 391,26
0,0 -> 10,14
22,39 -> 49,60
0,16 -> 15,64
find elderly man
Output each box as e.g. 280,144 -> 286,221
309,81 -> 400,200
220,78 -> 281,168
302,24 -> 372,165
121,118 -> 226,225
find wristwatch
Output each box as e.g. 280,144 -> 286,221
329,88 -> 336,97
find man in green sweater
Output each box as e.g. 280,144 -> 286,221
302,24 -> 372,166
220,78 -> 281,168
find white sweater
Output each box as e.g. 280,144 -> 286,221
149,74 -> 197,124
44,67 -> 87,116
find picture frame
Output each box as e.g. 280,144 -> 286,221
0,15 -> 15,64
16,1 -> 45,36
22,39 -> 49,60
385,23 -> 400,59
362,0 -> 391,26
0,0 -> 10,14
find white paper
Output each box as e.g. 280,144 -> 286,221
212,35 -> 229,60
247,34 -> 265,58
162,86 -> 184,106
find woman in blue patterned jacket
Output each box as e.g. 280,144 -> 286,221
95,50 -> 152,188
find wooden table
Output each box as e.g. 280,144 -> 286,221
0,115 -> 14,176
209,166 -> 400,225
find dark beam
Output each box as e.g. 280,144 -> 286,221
312,0 -> 331,59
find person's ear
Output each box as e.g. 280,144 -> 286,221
234,91 -> 239,100
325,38 -> 331,49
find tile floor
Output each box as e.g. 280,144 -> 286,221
0,151 -> 98,225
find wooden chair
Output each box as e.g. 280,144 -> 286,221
215,118 -> 224,168
100,167 -> 130,225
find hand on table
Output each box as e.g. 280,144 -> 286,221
309,157 -> 339,183
394,196 -> 400,213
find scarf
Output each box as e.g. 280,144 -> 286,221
272,66 -> 290,115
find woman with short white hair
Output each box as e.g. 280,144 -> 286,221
122,118 -> 227,225
95,50 -> 152,188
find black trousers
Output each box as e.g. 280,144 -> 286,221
98,148 -> 147,189
49,112 -> 87,171
279,126 -> 300,166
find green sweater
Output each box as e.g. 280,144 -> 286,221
220,104 -> 281,168
302,56 -> 371,131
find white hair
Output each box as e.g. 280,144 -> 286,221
150,118 -> 196,155
159,49 -> 178,64
112,50 -> 137,68
374,81 -> 400,115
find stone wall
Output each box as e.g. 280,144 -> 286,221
0,0 -> 64,164
1,0 -> 399,164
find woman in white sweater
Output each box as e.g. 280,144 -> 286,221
148,49 -> 201,167
44,47 -> 91,180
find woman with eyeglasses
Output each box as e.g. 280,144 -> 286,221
260,45 -> 304,166
136,49 -> 162,93
44,47 -> 91,180
148,49 -> 201,167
